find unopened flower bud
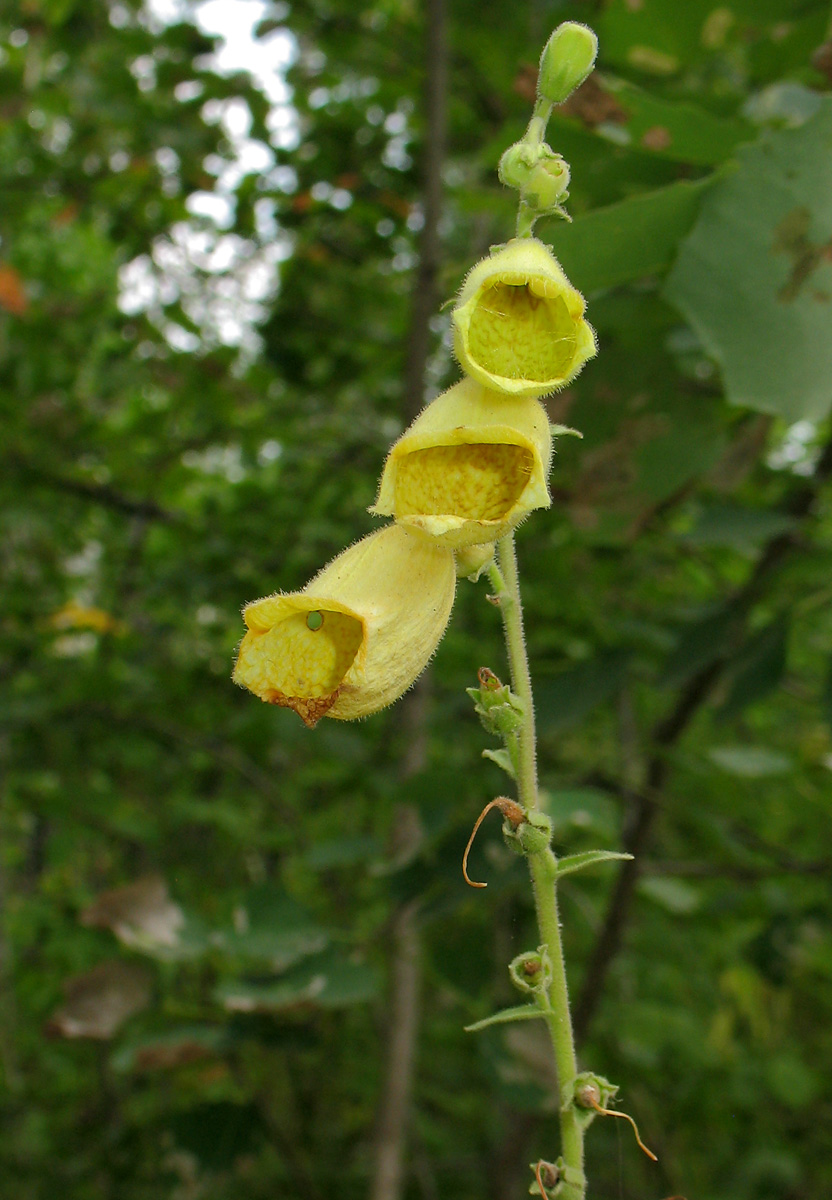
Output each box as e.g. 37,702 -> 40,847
233,525 -> 456,726
522,156 -> 570,212
538,22 -> 598,106
516,811 -> 553,855
452,238 -> 596,398
498,141 -> 537,190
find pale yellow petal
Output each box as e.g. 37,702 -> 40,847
233,525 -> 456,725
372,379 -> 552,548
452,238 -> 596,398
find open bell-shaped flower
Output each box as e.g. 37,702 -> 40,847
452,238 -> 596,398
370,378 -> 553,548
233,525 -> 456,727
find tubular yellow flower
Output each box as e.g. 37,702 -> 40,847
452,238 -> 596,398
232,525 -> 456,727
370,378 -> 552,548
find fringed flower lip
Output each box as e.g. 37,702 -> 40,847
232,525 -> 456,727
452,237 -> 596,399
370,378 -> 553,549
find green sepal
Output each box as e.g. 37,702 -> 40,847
464,1003 -> 546,1033
529,1157 -> 563,1198
550,424 -> 583,439
569,1070 -> 618,1131
467,677 -> 525,738
555,850 -> 633,880
509,947 -> 553,996
504,810 -> 553,857
482,747 -> 516,778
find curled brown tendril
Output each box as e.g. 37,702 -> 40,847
462,796 -> 525,887
585,1094 -> 657,1162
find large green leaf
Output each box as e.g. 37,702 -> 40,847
708,745 -> 793,777
536,649 -> 631,733
720,616 -> 789,718
665,99 -> 832,420
680,504 -> 798,555
216,951 -> 380,1013
553,75 -> 752,166
547,178 -> 713,294
213,885 -> 330,970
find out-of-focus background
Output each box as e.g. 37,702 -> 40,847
2,1 -> 832,1197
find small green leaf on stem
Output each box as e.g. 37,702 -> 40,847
555,850 -> 634,880
482,747 -> 516,778
464,1003 -> 547,1033
538,23 -> 598,106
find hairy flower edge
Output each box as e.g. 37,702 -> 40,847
452,237 -> 596,398
233,524 -> 456,727
371,379 -> 553,548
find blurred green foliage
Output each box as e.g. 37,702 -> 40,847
2,1 -> 832,1198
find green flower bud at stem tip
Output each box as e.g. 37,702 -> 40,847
538,22 -> 598,106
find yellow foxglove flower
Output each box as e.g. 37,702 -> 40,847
233,525 -> 455,727
452,238 -> 596,398
371,378 -> 552,548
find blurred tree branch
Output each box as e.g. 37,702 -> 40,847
574,432 -> 832,1044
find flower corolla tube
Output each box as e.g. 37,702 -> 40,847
233,525 -> 456,727
371,378 -> 553,548
452,238 -> 596,398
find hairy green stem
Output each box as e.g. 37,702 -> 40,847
489,537 -> 537,811
525,99 -> 553,148
516,200 -> 538,240
490,534 -> 585,1199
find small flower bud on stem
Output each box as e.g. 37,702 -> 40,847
534,1159 -> 560,1198
574,1081 -> 657,1162
509,947 -> 553,995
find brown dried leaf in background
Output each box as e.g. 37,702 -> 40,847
560,77 -> 628,128
46,961 -> 151,1040
81,876 -> 184,950
0,263 -> 27,315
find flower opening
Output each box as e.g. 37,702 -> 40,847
395,444 -> 534,522
452,238 -> 595,398
235,599 -> 365,725
371,379 -> 552,548
233,525 -> 456,726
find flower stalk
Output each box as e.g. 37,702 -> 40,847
488,534 -> 586,1199
233,18 -> 622,1197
